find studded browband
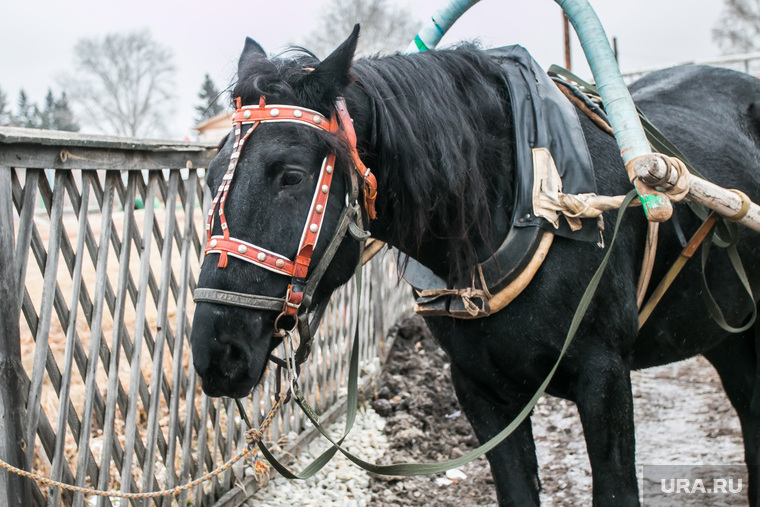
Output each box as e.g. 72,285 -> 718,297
199,95 -> 377,331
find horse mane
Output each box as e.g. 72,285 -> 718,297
351,47 -> 515,283
233,44 -> 516,284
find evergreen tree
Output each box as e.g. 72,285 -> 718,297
16,90 -> 41,128
195,73 -> 224,123
39,89 -> 56,129
53,92 -> 79,132
0,86 -> 9,125
4,89 -> 79,131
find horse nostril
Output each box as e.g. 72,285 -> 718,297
216,340 -> 249,377
223,343 -> 233,361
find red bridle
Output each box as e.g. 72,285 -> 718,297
203,95 -> 377,330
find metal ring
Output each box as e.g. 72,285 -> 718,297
274,312 -> 298,334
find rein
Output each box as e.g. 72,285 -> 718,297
236,192 -> 640,480
194,95 -> 377,362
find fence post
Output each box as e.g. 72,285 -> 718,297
0,166 -> 31,506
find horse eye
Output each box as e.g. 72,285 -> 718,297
282,170 -> 305,187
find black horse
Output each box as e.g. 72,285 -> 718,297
190,26 -> 760,506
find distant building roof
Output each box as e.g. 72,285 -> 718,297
194,111 -> 233,142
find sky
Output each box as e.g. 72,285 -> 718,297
0,0 -> 726,139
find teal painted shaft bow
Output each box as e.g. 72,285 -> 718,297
407,0 -> 673,221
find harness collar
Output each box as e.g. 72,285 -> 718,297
197,95 -> 376,346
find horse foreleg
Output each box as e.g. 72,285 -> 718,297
574,351 -> 639,506
450,363 -> 541,506
704,327 -> 760,507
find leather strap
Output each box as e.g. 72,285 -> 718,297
335,98 -> 377,219
638,214 -> 717,329
199,95 -> 374,338
193,288 -> 285,312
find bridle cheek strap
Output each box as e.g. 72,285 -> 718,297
202,96 -> 374,329
335,98 -> 377,219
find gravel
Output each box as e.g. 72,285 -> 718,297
248,407 -> 391,506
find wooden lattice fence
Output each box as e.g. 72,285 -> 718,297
0,127 -> 412,507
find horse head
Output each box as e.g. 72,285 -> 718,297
191,26 -> 367,398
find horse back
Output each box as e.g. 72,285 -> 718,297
630,65 -> 760,193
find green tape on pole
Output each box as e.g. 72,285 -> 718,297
413,35 -> 428,52
639,194 -> 669,216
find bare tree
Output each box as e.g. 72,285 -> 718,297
300,0 -> 420,58
713,0 -> 760,53
66,29 -> 175,137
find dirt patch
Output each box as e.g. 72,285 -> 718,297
369,316 -> 745,506
369,316 -> 496,506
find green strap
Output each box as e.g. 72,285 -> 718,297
255,261 -> 365,479
700,222 -> 757,333
262,191 -> 637,477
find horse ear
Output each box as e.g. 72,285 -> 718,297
238,37 -> 267,77
307,24 -> 360,103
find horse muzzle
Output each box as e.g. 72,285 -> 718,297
190,302 -> 275,398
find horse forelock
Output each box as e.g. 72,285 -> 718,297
233,49 -> 338,116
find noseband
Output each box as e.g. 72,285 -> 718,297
193,95 -> 377,364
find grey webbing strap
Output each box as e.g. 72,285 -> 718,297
193,288 -> 285,311
258,191 -> 637,477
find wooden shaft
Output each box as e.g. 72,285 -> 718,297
638,214 -> 718,329
635,156 -> 760,232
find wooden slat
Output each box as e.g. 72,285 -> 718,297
120,175 -> 157,496
209,398 -> 223,502
140,170 -> 178,507
0,165 -> 32,507
0,145 -> 214,173
95,172 -> 137,507
25,170 -> 67,468
192,177 -> 208,259
12,169 -> 40,314
47,172 -> 91,507
165,172 -> 197,491
193,394 -> 212,507
222,398 -> 236,491
72,173 -> 115,507
0,126 -> 216,152
176,364 -> 199,507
